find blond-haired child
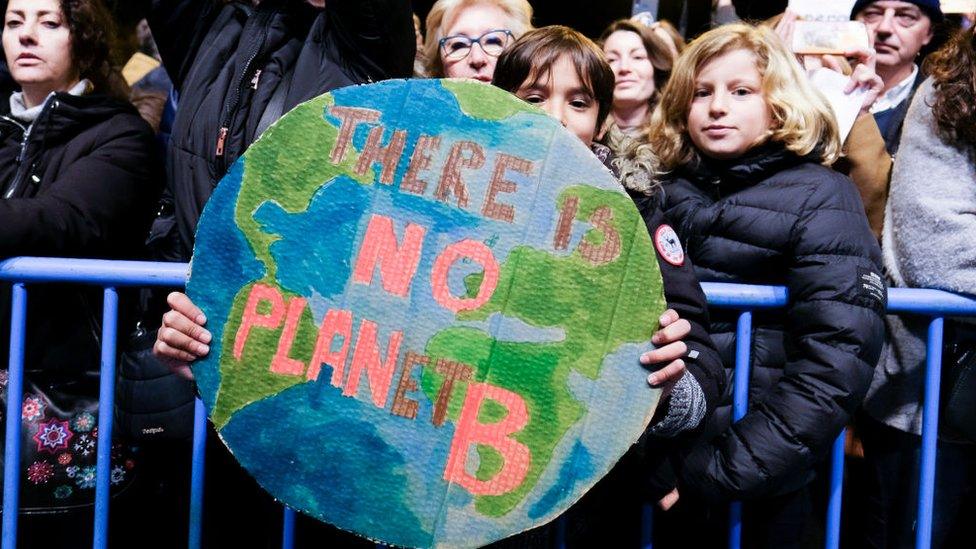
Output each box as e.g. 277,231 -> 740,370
652,23 -> 885,547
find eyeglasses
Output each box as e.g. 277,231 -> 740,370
439,29 -> 514,62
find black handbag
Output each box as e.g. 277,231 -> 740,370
113,202 -> 197,443
0,371 -> 137,513
115,320 -> 196,442
942,322 -> 976,443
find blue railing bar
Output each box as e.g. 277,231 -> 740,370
0,257 -> 188,287
92,288 -> 119,549
282,507 -> 296,549
825,430 -> 845,549
188,398 -> 207,549
2,284 -> 27,549
1,259 -> 974,316
887,288 -> 976,316
555,514 -> 567,548
702,282 -> 788,308
728,310 -> 753,549
916,317 -> 944,549
640,503 -> 653,549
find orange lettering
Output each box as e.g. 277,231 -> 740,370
307,309 -> 353,385
233,284 -> 285,360
431,240 -> 499,313
444,382 -> 531,496
269,296 -> 307,376
352,214 -> 426,297
343,319 -> 403,408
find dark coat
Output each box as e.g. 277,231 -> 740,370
0,92 -> 162,375
141,0 -> 416,260
633,191 -> 725,426
661,143 -> 886,503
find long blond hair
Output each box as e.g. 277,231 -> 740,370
423,0 -> 533,78
649,23 -> 840,171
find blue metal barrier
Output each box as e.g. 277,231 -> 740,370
1,258 -> 974,549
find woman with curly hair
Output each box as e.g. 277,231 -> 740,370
0,0 -> 160,544
596,19 -> 676,197
859,25 -> 976,548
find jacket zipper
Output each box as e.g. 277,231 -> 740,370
2,99 -> 57,199
214,9 -> 273,176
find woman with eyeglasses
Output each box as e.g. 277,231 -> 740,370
423,0 -> 533,81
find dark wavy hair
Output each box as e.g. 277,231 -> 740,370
925,25 -> 976,150
61,0 -> 128,100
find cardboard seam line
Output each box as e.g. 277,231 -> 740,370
351,79 -> 446,548
430,87 -> 558,546
426,79 -> 485,548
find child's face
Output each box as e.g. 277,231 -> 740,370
514,54 -> 600,147
687,48 -> 772,160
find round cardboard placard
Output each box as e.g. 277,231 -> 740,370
187,78 -> 665,548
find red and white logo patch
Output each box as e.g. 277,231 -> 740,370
654,225 -> 684,266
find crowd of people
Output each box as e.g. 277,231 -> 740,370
0,0 -> 974,547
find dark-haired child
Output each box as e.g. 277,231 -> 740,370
489,26 -> 725,544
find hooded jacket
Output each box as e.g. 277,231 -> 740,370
140,0 -> 416,260
0,92 -> 161,375
661,143 -> 886,502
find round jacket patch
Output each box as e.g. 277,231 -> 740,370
654,225 -> 685,266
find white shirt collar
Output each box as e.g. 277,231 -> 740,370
871,65 -> 918,114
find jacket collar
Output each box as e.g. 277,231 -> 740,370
679,140 -> 809,190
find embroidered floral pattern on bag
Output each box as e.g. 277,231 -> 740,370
26,461 -> 55,484
110,465 -> 126,485
73,434 -> 95,456
33,418 -> 74,454
71,412 -> 95,433
8,389 -> 137,509
21,396 -> 45,422
75,466 -> 97,489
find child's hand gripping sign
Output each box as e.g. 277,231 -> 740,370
187,79 -> 665,548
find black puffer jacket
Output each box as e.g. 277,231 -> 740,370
661,143 -> 886,502
0,92 -> 161,374
140,0 -> 415,260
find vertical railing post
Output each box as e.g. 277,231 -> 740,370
640,502 -> 654,549
2,284 -> 27,549
282,507 -> 296,549
189,398 -> 208,549
554,513 -> 567,548
728,311 -> 752,549
915,317 -> 944,549
825,430 -> 846,549
93,287 -> 119,549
